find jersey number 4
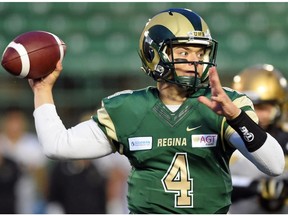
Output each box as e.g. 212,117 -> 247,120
161,152 -> 193,208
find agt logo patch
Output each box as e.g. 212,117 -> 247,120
192,134 -> 218,148
128,137 -> 152,151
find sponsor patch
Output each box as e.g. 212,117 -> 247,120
128,137 -> 152,151
192,134 -> 218,148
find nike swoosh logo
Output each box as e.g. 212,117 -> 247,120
186,125 -> 202,132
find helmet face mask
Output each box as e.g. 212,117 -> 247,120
139,8 -> 218,93
166,40 -> 216,89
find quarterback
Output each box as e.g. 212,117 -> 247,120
29,8 -> 285,213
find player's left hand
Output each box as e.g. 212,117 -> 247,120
198,67 -> 241,120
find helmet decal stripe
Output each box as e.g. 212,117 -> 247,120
149,25 -> 174,44
162,8 -> 202,31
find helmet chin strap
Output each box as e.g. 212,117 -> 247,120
156,73 -> 209,94
177,76 -> 209,94
172,63 -> 210,93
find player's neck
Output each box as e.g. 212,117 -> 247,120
157,83 -> 187,105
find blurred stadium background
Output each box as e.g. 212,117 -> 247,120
1,2 -> 288,127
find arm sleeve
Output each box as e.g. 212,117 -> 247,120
33,104 -> 114,160
229,131 -> 285,176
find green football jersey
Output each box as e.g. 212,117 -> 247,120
93,86 -> 255,214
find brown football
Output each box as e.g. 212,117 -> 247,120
1,30 -> 66,79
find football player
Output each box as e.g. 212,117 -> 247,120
230,64 -> 288,213
28,8 -> 285,213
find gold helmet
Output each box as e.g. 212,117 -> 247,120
138,8 -> 218,93
232,64 -> 288,105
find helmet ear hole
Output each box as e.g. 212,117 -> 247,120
143,42 -> 155,63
